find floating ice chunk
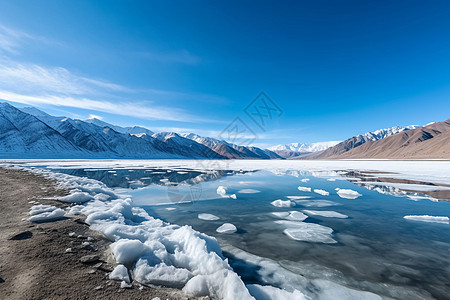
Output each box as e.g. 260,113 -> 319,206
297,186 -> 311,192
216,223 -> 237,233
28,206 -> 65,223
271,199 -> 296,208
230,194 -> 237,199
403,215 -> 449,224
166,207 -> 176,211
198,213 -> 220,221
217,186 -> 228,197
300,178 -> 310,183
303,210 -> 348,219
327,178 -> 336,181
59,191 -> 94,203
335,188 -> 361,199
272,211 -> 308,221
286,196 -> 311,200
247,284 -> 307,300
177,171 -> 188,174
238,189 -> 261,194
314,189 -> 329,196
275,220 -> 337,244
109,264 -> 130,283
296,200 -> 339,207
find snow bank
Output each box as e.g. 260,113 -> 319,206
335,188 -> 362,199
403,215 -> 449,224
271,199 -> 296,208
216,223 -> 237,233
24,168 -> 255,300
313,189 -> 329,196
28,205 -> 65,222
297,186 -> 311,192
275,220 -> 337,244
59,191 -> 94,203
198,213 -> 220,221
303,210 -> 348,218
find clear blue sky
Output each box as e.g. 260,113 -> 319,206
0,0 -> 449,147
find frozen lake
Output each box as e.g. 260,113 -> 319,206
13,159 -> 450,299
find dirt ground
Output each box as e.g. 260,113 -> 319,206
0,167 -> 201,300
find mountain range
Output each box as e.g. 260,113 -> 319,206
0,102 -> 281,159
0,102 -> 448,159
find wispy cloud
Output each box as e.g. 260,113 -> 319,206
0,25 -> 31,54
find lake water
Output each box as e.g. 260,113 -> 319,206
52,165 -> 450,300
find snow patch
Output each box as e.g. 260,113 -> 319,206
109,264 -> 130,283
59,191 -> 94,203
28,205 -> 65,222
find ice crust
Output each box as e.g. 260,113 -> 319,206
198,213 -> 220,221
303,210 -> 348,219
403,215 -> 449,224
28,205 -> 65,222
271,199 -> 296,208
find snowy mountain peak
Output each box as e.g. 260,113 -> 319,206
360,125 -> 420,141
268,141 -> 341,153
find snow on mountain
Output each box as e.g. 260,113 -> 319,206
268,141 -> 341,153
359,125 -> 420,142
85,118 -> 154,136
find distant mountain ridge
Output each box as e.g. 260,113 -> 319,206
268,141 -> 341,158
0,102 -> 280,159
303,125 -> 420,159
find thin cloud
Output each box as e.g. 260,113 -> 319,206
0,90 -> 207,122
0,25 -> 30,54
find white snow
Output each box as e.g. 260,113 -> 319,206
247,284 -> 307,300
109,264 -> 130,283
275,220 -> 337,244
59,191 -> 94,203
403,215 -> 449,224
28,205 -> 65,222
335,188 -> 362,199
272,211 -> 308,221
297,186 -> 311,192
271,199 -> 296,208
303,210 -> 348,219
198,213 -> 220,221
216,223 -> 237,233
313,189 -> 329,196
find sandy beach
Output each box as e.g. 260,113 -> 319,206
0,167 -> 198,300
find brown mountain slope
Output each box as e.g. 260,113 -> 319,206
330,119 -> 450,159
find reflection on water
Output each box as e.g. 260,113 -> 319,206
52,167 -> 450,299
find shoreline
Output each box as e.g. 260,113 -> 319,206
0,167 -> 193,300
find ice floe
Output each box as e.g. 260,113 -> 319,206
286,196 -> 311,200
403,215 -> 449,224
297,186 -> 311,192
217,186 -> 228,197
28,205 -> 65,222
216,223 -> 237,233
300,178 -> 310,183
335,188 -> 362,199
198,213 -> 220,221
303,210 -> 348,219
166,207 -> 176,211
313,189 -> 329,196
271,199 -> 296,208
272,211 -> 308,221
238,189 -> 261,194
275,220 -> 337,244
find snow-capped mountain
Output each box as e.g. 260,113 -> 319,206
0,102 -> 277,159
268,141 -> 341,152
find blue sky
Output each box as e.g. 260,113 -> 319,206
0,0 -> 449,147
